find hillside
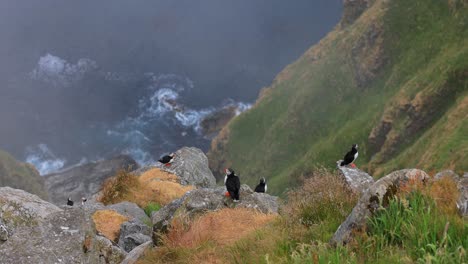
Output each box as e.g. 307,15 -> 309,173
209,0 -> 468,195
0,149 -> 48,199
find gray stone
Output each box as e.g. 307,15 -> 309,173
108,201 -> 150,224
434,170 -> 460,181
0,187 -> 62,228
0,223 -> 8,242
120,233 -> 152,253
121,241 -> 153,264
0,188 -> 127,264
331,169 -> 429,246
118,221 -> 152,252
44,155 -> 138,205
151,198 -> 184,234
157,147 -> 217,188
336,160 -> 375,193
456,173 -> 467,217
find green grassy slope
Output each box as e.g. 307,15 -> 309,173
0,149 -> 48,199
209,0 -> 468,195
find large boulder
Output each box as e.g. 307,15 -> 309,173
331,169 -> 429,246
152,186 -> 279,240
157,147 -> 216,188
107,202 -> 150,225
336,161 -> 375,193
0,187 -> 127,263
0,187 -> 62,229
44,155 -> 138,205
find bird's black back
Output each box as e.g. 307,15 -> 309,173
67,199 -> 74,206
159,155 -> 172,164
225,174 -> 240,200
254,183 -> 266,193
341,147 -> 358,166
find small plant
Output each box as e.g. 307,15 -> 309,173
144,202 -> 161,217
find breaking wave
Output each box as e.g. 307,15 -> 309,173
25,144 -> 66,175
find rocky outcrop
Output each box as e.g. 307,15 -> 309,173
0,149 -> 48,199
152,186 -> 279,241
0,187 -> 61,229
331,169 -> 429,245
44,155 -> 138,205
0,189 -> 126,263
200,105 -> 237,139
156,147 -> 216,188
337,161 -> 375,193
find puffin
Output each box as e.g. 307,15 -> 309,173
159,153 -> 175,167
67,197 -> 74,206
340,144 -> 359,167
81,197 -> 87,205
224,168 -> 240,202
254,178 -> 267,193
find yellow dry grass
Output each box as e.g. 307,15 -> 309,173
92,210 -> 129,242
99,168 -> 194,208
166,208 -> 277,248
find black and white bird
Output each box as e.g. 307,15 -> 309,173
224,168 -> 240,202
67,197 -> 74,206
254,178 -> 267,193
158,153 -> 175,167
340,144 -> 359,167
81,197 -> 87,205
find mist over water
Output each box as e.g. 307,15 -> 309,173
0,0 -> 342,174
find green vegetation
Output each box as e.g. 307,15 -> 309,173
0,149 -> 48,199
138,168 -> 466,263
209,0 -> 468,195
144,202 -> 161,217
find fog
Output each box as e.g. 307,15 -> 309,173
0,0 -> 341,173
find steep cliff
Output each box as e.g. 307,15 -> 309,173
209,0 -> 468,194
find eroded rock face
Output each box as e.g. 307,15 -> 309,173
341,0 -> 375,27
331,169 -> 429,245
336,161 -> 375,193
44,155 -> 138,205
156,147 -> 216,188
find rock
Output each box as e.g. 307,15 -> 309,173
120,233 -> 152,253
331,169 -> 429,246
0,222 -> 8,242
340,0 -> 375,27
0,188 -> 128,263
336,161 -> 375,193
44,155 -> 138,205
152,186 -> 279,241
459,174 -> 468,217
121,241 -> 153,264
0,187 -> 62,228
434,170 -> 460,181
107,202 -> 150,225
118,221 -> 152,252
151,198 -> 184,235
200,105 -> 237,139
157,147 -> 216,188
94,235 -> 127,264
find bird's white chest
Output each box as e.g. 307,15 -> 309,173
224,175 -> 227,184
354,152 -> 359,160
265,184 -> 268,193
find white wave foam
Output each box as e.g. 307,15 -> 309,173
25,144 -> 66,175
30,53 -> 98,86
